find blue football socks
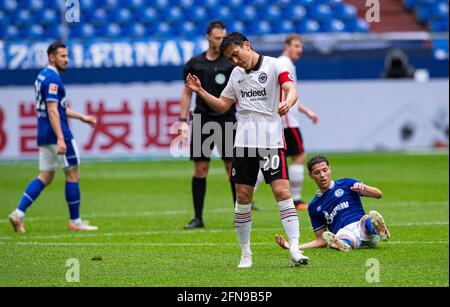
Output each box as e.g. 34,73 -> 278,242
365,217 -> 378,235
65,182 -> 81,221
17,178 -> 46,213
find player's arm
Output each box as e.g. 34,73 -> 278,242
179,86 -> 193,121
66,107 -> 96,128
299,227 -> 327,249
351,182 -> 383,199
176,86 -> 193,141
186,74 -> 235,113
278,81 -> 298,116
298,103 -> 319,124
47,102 -> 67,154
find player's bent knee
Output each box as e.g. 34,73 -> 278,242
38,171 -> 55,186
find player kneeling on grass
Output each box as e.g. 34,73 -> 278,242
276,155 -> 391,252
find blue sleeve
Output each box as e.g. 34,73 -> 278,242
308,203 -> 326,232
343,178 -> 364,196
42,76 -> 61,103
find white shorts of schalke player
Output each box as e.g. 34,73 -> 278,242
336,218 -> 380,249
39,139 -> 80,171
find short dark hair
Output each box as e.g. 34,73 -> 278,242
47,41 -> 66,57
307,155 -> 329,173
284,33 -> 303,46
219,32 -> 249,55
207,20 -> 226,35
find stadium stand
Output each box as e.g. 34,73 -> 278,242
1,0 -> 375,41
2,0 -> 447,42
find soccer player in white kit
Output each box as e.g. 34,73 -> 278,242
186,32 -> 309,268
255,34 -> 319,211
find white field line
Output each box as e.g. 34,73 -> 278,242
0,241 -> 448,247
0,201 -> 447,225
0,221 -> 447,241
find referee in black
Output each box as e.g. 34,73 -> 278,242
178,21 -> 237,229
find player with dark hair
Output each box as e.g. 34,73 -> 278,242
254,33 -> 319,210
186,32 -> 309,268
275,155 -> 391,252
178,21 -> 241,230
8,42 -> 98,232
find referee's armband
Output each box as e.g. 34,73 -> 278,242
278,71 -> 294,85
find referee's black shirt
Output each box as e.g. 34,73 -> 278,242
183,52 -> 236,117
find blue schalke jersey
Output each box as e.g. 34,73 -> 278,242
35,65 -> 73,146
308,178 -> 367,234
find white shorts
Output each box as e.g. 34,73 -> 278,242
336,218 -> 379,249
39,139 -> 80,171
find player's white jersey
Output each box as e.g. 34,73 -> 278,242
278,55 -> 301,128
221,55 -> 294,148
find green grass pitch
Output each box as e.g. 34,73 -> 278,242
0,152 -> 448,287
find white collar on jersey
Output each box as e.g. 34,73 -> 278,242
47,65 -> 60,75
316,180 -> 335,197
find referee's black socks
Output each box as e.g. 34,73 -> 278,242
192,177 -> 206,220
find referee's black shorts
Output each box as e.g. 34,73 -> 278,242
190,113 -> 236,161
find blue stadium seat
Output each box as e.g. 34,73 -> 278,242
91,8 -> 108,27
241,6 -> 257,22
310,4 -> 333,22
274,20 -> 295,34
190,7 -> 208,23
229,20 -> 246,33
14,10 -> 33,27
105,23 -> 122,38
5,25 -> 19,40
113,8 -> 132,25
346,18 -> 370,33
263,5 -> 282,22
138,7 -> 158,25
296,0 -> 315,8
45,25 -> 63,40
216,6 -> 233,23
155,22 -> 172,38
432,1 -> 449,18
78,24 -> 96,39
167,7 -> 184,24
29,24 -> 44,39
321,19 -> 346,32
124,23 -> 146,38
180,21 -> 197,38
1,0 -> 17,12
228,0 -> 244,9
102,0 -> 119,12
297,19 -> 320,33
154,0 -> 170,12
275,0 -> 292,9
80,0 -> 96,12
253,21 -> 272,35
28,0 -> 44,12
333,3 -> 358,20
251,0 -> 267,9
288,5 -> 307,22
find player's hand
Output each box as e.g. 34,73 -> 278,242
82,115 -> 97,128
186,74 -> 202,93
278,101 -> 290,116
57,138 -> 67,155
309,112 -> 319,124
176,121 -> 190,143
350,182 -> 366,192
